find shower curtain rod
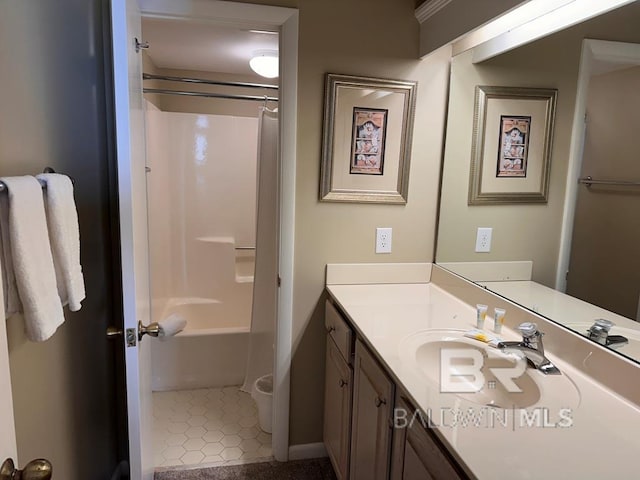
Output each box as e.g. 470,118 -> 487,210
143,73 -> 278,91
143,88 -> 278,102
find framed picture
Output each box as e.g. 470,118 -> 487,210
469,86 -> 557,205
320,74 -> 417,204
350,108 -> 388,176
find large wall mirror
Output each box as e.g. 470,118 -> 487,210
436,1 -> 640,363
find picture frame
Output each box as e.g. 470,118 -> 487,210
469,86 -> 557,205
320,74 -> 417,204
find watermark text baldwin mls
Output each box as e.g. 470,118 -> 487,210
394,406 -> 573,430
391,346 -> 575,430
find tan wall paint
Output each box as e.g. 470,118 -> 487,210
291,0 -> 450,445
567,66 -> 640,318
436,2 -> 640,288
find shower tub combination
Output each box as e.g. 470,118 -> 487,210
150,238 -> 255,391
151,294 -> 252,391
145,110 -> 260,392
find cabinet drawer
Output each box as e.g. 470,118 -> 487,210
325,300 -> 353,364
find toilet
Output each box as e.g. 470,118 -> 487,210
252,374 -> 273,433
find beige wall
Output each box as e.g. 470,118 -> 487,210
567,66 -> 640,318
436,2 -> 640,288
291,0 -> 450,444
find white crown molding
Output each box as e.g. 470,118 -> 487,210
414,0 -> 452,24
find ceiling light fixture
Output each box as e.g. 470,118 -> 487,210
248,29 -> 278,35
249,50 -> 279,78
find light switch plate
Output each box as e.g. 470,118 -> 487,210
376,227 -> 392,254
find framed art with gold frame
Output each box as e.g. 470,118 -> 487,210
320,74 -> 417,204
469,86 -> 557,205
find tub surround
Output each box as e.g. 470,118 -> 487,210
325,263 -> 640,479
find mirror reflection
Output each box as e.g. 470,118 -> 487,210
436,1 -> 640,363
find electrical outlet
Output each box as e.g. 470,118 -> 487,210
376,227 -> 392,254
475,227 -> 492,253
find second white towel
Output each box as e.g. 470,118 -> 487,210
0,176 -> 65,341
36,173 -> 85,311
158,314 -> 187,340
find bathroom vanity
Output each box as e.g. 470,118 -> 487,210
323,263 -> 640,479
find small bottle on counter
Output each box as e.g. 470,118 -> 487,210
494,308 -> 506,334
476,304 -> 488,329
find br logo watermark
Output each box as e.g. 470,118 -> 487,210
440,347 -> 527,394
391,346 -> 575,430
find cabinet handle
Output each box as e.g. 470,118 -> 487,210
339,379 -> 348,388
374,396 -> 387,408
326,325 -> 336,333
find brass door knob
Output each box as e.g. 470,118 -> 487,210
106,326 -> 123,340
1,458 -> 52,480
138,320 -> 160,341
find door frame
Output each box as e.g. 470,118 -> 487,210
136,0 -> 298,462
555,39 -> 640,291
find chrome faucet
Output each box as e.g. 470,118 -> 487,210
587,319 -> 628,349
497,322 -> 561,375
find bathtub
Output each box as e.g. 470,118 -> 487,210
151,298 -> 251,391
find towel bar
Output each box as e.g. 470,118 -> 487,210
0,166 -> 74,193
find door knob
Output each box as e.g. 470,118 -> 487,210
106,326 -> 123,340
1,458 -> 52,480
138,320 -> 160,341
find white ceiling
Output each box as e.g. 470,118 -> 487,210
141,17 -> 279,75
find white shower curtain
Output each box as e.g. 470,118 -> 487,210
241,107 -> 279,393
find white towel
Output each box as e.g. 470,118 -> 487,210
0,190 -> 20,316
158,314 -> 187,340
0,176 -> 65,341
36,173 -> 85,311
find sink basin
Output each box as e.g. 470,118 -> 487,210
416,339 -> 541,408
399,329 -> 580,411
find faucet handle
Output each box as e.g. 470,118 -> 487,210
591,319 -> 614,332
518,322 -> 539,338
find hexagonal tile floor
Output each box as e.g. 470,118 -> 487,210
153,386 -> 272,468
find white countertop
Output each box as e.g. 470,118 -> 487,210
327,282 -> 640,480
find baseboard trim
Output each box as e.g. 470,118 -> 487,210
288,442 -> 328,460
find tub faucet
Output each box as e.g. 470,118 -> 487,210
497,322 -> 561,375
587,319 -> 628,349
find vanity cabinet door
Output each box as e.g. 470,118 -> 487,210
324,336 -> 353,480
350,339 -> 395,480
391,395 -> 466,480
